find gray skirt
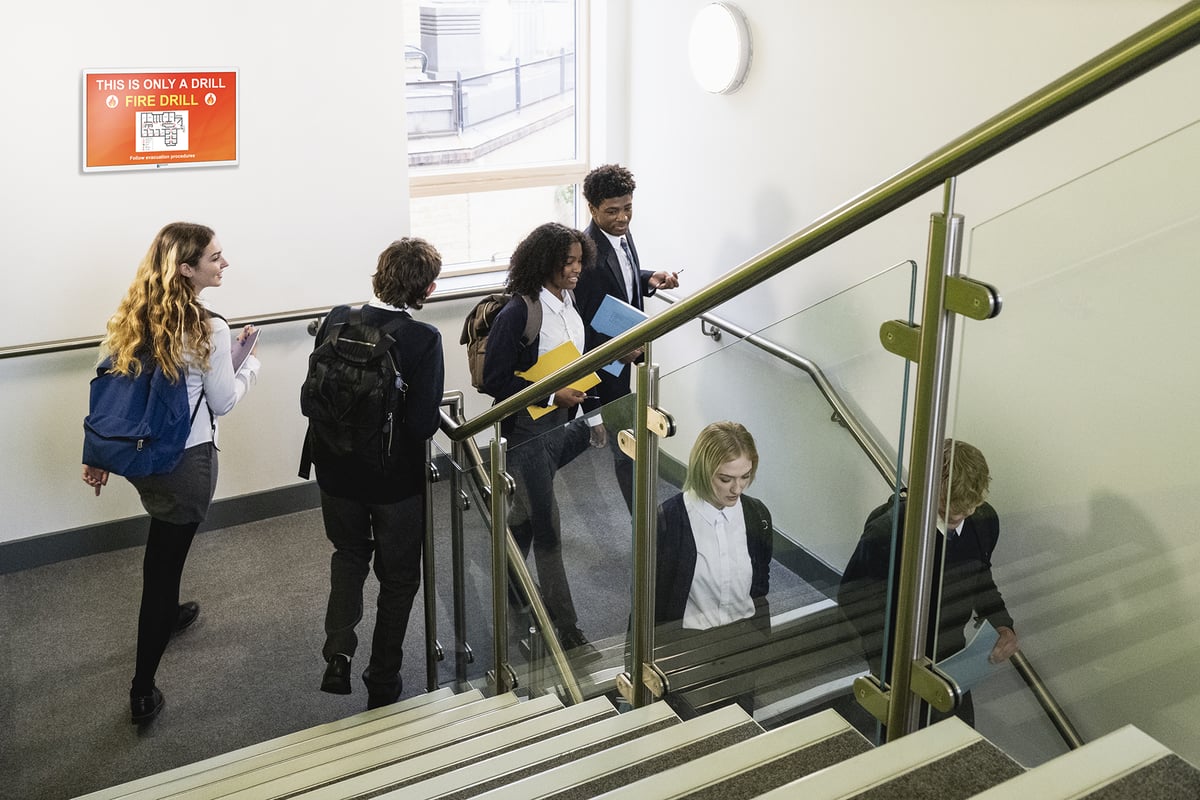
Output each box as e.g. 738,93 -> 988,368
127,442 -> 218,525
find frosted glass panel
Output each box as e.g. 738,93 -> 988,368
945,120 -> 1200,767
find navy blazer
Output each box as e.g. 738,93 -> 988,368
576,222 -> 656,409
655,492 -> 774,628
837,497 -> 1014,668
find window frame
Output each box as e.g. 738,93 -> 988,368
406,0 -> 591,276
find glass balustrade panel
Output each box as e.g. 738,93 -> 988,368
488,401 -> 630,700
646,260 -> 917,737
941,119 -> 1200,767
428,438 -> 495,691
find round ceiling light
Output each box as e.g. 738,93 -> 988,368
688,2 -> 752,95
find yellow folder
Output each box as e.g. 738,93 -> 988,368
514,340 -> 601,419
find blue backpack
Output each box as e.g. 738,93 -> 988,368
82,356 -> 206,478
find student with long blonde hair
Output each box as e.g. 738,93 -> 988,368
82,222 -> 260,724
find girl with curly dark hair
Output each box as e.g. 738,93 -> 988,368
481,222 -> 603,663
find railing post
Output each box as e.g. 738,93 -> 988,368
629,354 -> 661,708
885,179 -> 964,738
423,439 -> 442,692
514,58 -> 522,111
490,425 -> 513,694
454,71 -> 464,133
447,397 -> 472,689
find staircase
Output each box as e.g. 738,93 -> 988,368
76,685 -> 1200,800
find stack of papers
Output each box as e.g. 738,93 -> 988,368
231,328 -> 260,371
590,294 -> 649,376
514,341 -> 600,419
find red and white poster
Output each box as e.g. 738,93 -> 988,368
82,68 -> 238,172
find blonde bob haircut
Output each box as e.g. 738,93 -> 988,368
683,421 -> 759,507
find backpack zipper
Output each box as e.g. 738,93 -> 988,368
384,410 -> 394,458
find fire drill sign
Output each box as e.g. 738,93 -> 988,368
82,68 -> 238,172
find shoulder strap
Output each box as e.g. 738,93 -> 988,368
327,305 -> 408,356
519,295 -> 542,346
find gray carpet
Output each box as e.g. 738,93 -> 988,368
0,445 -> 822,800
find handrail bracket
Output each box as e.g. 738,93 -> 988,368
617,406 -> 676,459
879,320 -> 921,362
853,656 -> 959,725
616,661 -> 669,704
945,275 -> 1002,320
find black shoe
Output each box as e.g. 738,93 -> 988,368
558,626 -> 602,663
130,687 -> 164,724
367,690 -> 399,710
364,670 -> 401,710
321,654 -> 352,695
172,602 -> 199,636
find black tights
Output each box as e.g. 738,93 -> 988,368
131,518 -> 198,695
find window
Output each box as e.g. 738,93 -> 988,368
403,0 -> 588,274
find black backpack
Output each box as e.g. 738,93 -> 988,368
299,306 -> 409,477
458,293 -> 541,392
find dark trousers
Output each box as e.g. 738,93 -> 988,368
506,411 -> 591,630
321,490 -> 425,702
131,518 -> 198,694
602,394 -> 635,513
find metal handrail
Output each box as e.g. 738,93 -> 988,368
652,285 -> 904,489
1011,650 -> 1085,750
0,282 -> 505,360
449,0 -> 1200,442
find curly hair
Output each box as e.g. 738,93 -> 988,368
100,222 -> 216,383
942,439 -> 991,516
372,237 -> 442,309
582,164 -> 636,207
505,222 -> 596,298
684,421 -> 759,506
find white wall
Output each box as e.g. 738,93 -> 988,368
0,1 -> 413,542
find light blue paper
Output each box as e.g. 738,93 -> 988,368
937,619 -> 1001,694
591,295 -> 649,377
591,294 -> 648,337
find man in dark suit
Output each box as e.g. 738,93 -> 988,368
837,440 -> 1019,726
575,164 -> 681,510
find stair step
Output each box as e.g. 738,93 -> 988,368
469,702 -> 762,799
656,606 -> 863,713
74,687 -> 460,800
158,692 -> 526,799
291,696 -> 620,800
588,708 -> 871,799
207,693 -> 568,800
970,724 -> 1200,799
392,700 -> 682,799
755,717 -> 1023,799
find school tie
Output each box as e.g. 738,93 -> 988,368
619,237 -> 638,305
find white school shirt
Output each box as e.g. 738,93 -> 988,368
681,490 -> 756,630
183,314 -> 260,449
537,287 -> 589,410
